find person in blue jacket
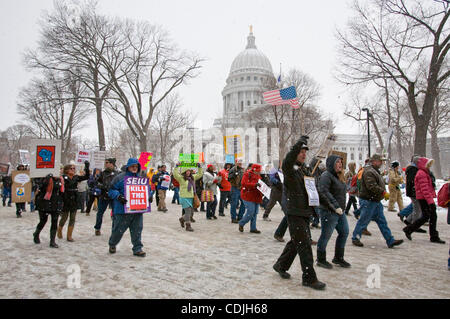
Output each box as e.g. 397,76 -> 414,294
108,158 -> 149,257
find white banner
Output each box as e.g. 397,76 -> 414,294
91,150 -> 106,170
75,150 -> 91,165
19,150 -> 30,166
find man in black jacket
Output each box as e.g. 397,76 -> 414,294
94,158 -> 119,236
273,136 -> 326,290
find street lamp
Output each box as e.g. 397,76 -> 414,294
361,108 -> 371,158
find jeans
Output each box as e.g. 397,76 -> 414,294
2,188 -> 11,206
239,200 -> 259,231
345,195 -> 358,214
275,215 -> 317,283
109,213 -> 144,254
219,190 -> 231,214
206,195 -> 218,218
317,208 -> 349,252
399,203 -> 413,217
94,199 -> 112,230
352,199 -> 395,247
230,187 -> 245,221
172,187 -> 180,204
406,198 -> 422,224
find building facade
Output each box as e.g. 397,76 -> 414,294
332,134 -> 378,169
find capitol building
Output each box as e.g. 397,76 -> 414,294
214,28 -> 276,128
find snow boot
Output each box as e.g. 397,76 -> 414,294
49,229 -> 59,248
316,250 -> 333,269
430,237 -> 446,244
67,226 -> 75,242
273,263 -> 291,279
302,279 -> 326,290
403,227 -> 412,240
352,239 -> 364,247
332,248 -> 351,268
33,228 -> 42,244
190,215 -> 196,223
179,217 -> 185,228
185,223 -> 194,232
57,226 -> 63,239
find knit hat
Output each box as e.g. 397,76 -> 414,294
391,161 -> 400,168
207,164 -> 215,170
106,158 -> 116,166
251,164 -> 262,172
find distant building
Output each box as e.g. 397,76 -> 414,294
332,134 -> 378,169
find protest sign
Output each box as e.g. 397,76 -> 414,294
257,179 -> 271,199
160,175 -> 171,189
138,152 -> 153,170
30,139 -> 62,178
76,150 -> 91,165
91,150 -> 106,169
225,154 -> 235,164
19,150 -> 30,166
0,163 -> 9,176
224,135 -> 243,157
304,177 -> 320,207
124,176 -> 151,214
12,170 -> 31,203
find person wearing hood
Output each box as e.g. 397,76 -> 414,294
107,158 -> 148,257
273,136 -> 326,291
388,161 -> 404,212
203,164 -> 221,219
351,154 -> 404,249
238,164 -> 263,233
403,158 -> 446,244
316,155 -> 351,269
93,158 -> 119,236
173,163 -> 203,232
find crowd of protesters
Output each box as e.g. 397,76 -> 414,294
1,135 -> 449,290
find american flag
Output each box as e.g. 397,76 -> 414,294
263,86 -> 300,109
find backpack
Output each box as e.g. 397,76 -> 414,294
437,183 -> 449,208
348,174 -> 358,195
356,168 -> 365,194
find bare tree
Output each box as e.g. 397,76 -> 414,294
336,0 -> 450,155
149,94 -> 193,165
17,71 -> 90,164
93,20 -> 204,152
0,125 -> 37,166
24,0 -> 117,151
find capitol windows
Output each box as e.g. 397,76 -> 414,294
254,100 -> 257,104
247,100 -> 251,106
241,101 -> 244,111
359,154 -> 363,161
351,153 -> 355,161
247,76 -> 250,81
254,76 -> 257,81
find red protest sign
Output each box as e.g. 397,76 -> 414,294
36,146 -> 56,169
124,176 -> 151,214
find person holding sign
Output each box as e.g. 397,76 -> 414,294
173,163 -> 203,232
316,155 -> 351,269
108,158 -> 149,257
273,136 -> 326,291
156,165 -> 170,212
238,164 -> 263,234
14,164 -> 27,218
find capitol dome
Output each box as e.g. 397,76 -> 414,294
229,32 -> 273,76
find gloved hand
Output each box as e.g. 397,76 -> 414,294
117,195 -> 127,205
335,208 -> 343,215
383,192 -> 390,201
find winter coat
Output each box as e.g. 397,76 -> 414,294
388,169 -> 403,188
108,158 -> 149,215
218,169 -> 231,192
318,155 -> 347,212
35,176 -> 64,212
405,164 -> 418,198
228,166 -> 244,188
282,141 -> 314,217
88,170 -> 102,196
173,167 -> 203,198
62,165 -> 89,211
269,169 -> 283,191
414,157 -> 436,205
155,171 -> 170,191
97,168 -> 120,200
203,170 -> 221,196
359,165 -> 386,202
1,176 -> 11,190
241,170 -> 263,204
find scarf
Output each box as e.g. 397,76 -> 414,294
186,176 -> 195,193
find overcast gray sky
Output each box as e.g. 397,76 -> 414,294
0,0 -> 363,140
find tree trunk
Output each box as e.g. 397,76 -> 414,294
413,117 -> 428,157
139,135 -> 148,154
95,99 -> 106,151
430,131 -> 443,179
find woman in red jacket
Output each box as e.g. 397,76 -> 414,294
403,157 -> 445,244
238,164 -> 263,234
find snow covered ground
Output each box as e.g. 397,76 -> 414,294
0,192 -> 449,299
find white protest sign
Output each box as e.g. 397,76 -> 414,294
76,150 -> 91,165
257,179 -> 271,199
304,176 -> 320,207
91,150 -> 106,170
161,175 -> 171,189
29,139 -> 62,178
278,172 -> 284,184
14,173 -> 31,186
19,150 -> 30,165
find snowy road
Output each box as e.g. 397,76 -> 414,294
0,196 -> 449,299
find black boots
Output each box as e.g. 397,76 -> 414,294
302,280 -> 326,290
316,250 -> 333,269
33,228 -> 41,244
273,263 -> 291,279
332,248 -> 351,268
49,229 -> 59,248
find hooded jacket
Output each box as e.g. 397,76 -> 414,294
108,158 -> 149,215
405,164 -> 419,198
414,157 -> 436,205
282,141 -> 314,217
240,169 -> 263,203
218,167 -> 232,192
318,155 -> 347,212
